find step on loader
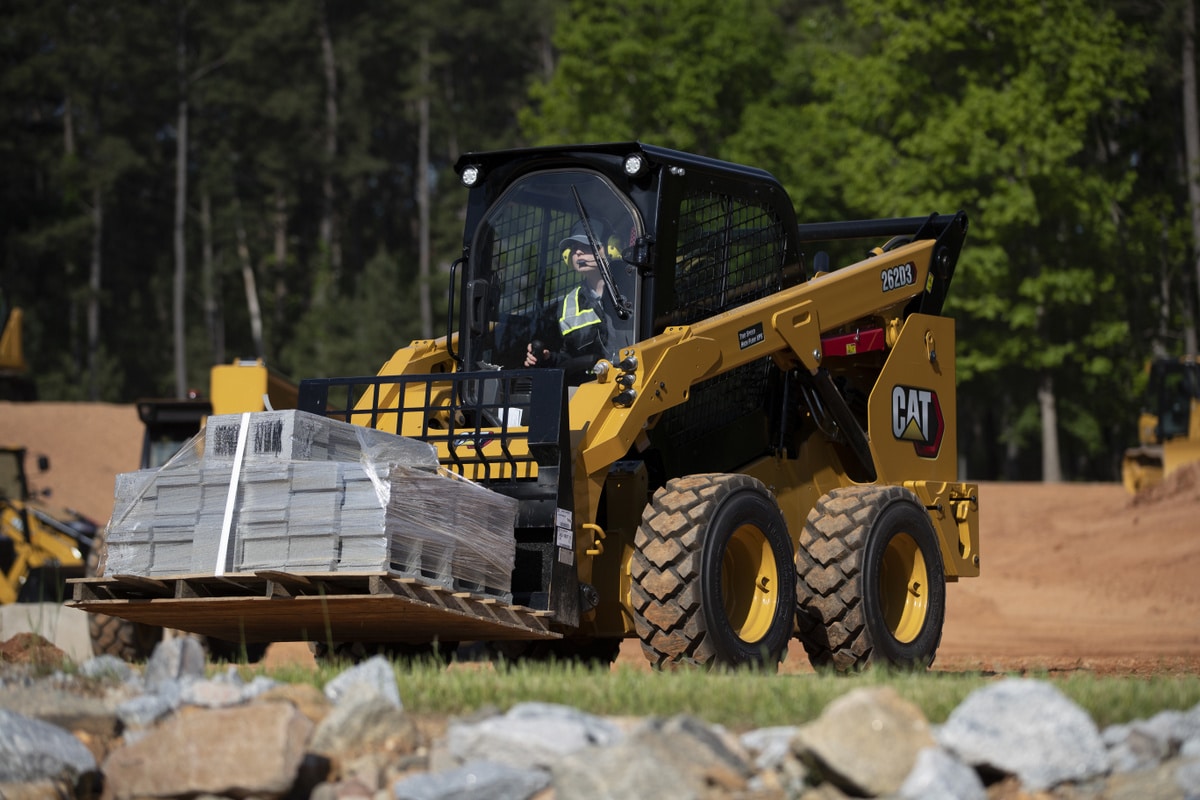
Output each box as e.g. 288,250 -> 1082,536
72,143 -> 980,671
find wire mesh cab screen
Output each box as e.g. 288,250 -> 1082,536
463,170 -> 642,382
656,184 -> 792,472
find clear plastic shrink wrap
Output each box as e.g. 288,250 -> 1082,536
102,410 -> 517,596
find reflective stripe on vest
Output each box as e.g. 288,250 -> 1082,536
559,287 -> 601,335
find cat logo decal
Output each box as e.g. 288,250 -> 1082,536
891,385 -> 943,458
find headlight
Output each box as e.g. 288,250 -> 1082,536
460,165 -> 482,187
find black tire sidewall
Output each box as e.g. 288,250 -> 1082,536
861,498 -> 946,667
700,488 -> 796,665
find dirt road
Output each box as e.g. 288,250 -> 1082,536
4,401 -> 1198,676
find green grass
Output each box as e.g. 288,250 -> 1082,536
252,659 -> 1200,731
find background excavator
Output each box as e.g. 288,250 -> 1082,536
1122,356 -> 1200,494
75,142 -> 980,672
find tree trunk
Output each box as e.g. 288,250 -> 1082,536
417,36 -> 432,339
1002,393 -> 1020,481
201,188 -> 222,365
62,96 -> 84,390
232,190 -> 265,360
272,188 -> 288,362
317,0 -> 341,287
1038,371 -> 1063,483
88,185 -> 102,402
1183,0 -> 1200,355
173,12 -> 189,399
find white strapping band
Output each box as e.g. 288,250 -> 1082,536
215,412 -> 251,576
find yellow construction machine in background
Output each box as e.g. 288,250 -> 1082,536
0,445 -> 97,604
1,304 -> 37,401
1122,356 -> 1200,493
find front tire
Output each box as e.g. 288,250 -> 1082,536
795,485 -> 946,671
631,474 -> 796,669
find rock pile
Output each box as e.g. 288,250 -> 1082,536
1,635 -> 1198,800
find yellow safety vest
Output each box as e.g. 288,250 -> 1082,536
559,287 -> 602,336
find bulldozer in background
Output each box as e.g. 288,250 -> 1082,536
74,142 -> 980,672
1121,356 -> 1200,494
1,445 -> 97,604
86,359 -> 298,661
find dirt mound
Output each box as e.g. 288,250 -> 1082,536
0,632 -> 68,669
1131,459 -> 1200,507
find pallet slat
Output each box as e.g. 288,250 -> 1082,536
67,571 -> 558,644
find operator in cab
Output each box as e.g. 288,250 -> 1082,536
524,218 -> 634,385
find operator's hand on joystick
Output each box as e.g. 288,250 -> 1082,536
525,340 -> 549,367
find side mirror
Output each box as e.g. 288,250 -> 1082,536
37,455 -> 50,472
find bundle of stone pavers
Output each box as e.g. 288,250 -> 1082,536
102,409 -> 517,597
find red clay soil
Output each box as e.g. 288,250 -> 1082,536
3,401 -> 1198,677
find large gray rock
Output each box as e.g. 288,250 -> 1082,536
0,708 -> 97,784
1176,757 -> 1200,794
311,679 -> 420,756
178,666 -> 279,708
115,692 -> 177,729
937,678 -> 1109,791
1106,705 -> 1200,774
1106,717 -> 1178,773
102,702 -> 313,799
393,760 -> 551,800
739,725 -> 800,772
143,636 -> 206,692
435,702 -> 623,772
552,741 -> 699,800
1100,757 -> 1196,800
793,686 -> 934,797
898,746 -> 987,800
324,654 -> 402,708
0,677 -> 119,737
552,715 -> 752,800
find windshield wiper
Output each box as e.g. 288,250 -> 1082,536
570,186 -> 632,320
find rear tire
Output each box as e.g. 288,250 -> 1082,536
86,529 -> 266,663
631,474 -> 795,669
85,529 -> 163,662
795,485 -> 945,671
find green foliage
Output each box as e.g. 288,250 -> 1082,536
0,0 -> 1196,479
522,0 -> 783,152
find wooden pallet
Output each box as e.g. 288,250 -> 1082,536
68,570 -> 559,644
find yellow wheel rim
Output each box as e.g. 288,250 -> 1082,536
880,532 -> 929,644
721,524 -> 778,643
